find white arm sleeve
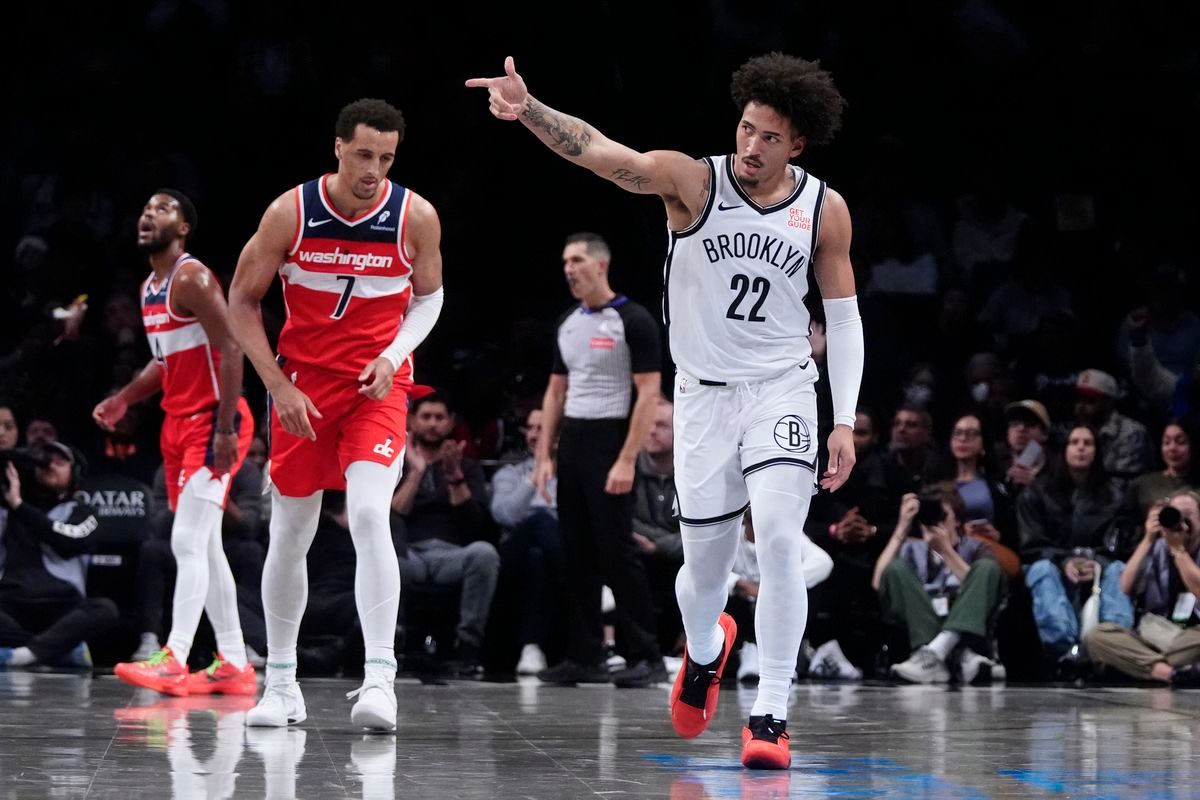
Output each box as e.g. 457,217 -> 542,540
822,295 -> 864,428
380,286 -> 444,370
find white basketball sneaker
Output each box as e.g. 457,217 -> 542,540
247,678 -> 307,727
348,671 -> 397,731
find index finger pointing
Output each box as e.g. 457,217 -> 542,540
465,77 -> 495,88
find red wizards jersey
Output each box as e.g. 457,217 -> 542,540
277,175 -> 415,382
141,253 -> 223,417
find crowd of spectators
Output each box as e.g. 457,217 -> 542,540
3,3 -> 1200,686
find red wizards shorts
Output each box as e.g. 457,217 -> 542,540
268,361 -> 409,497
161,397 -> 254,512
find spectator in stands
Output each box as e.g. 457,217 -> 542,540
25,417 -> 58,446
925,413 -> 1016,553
630,397 -> 683,654
392,391 -> 499,676
0,441 -> 117,668
873,483 -> 1005,685
1019,425 -> 1126,661
1122,301 -> 1200,422
887,405 -> 941,495
998,399 -> 1051,498
1126,421 -> 1197,525
489,407 -> 563,676
1086,490 -> 1200,686
1117,265 -> 1200,380
961,351 -> 1017,440
0,404 -> 18,449
1074,368 -> 1152,486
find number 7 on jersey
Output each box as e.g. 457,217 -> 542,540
331,275 -> 355,319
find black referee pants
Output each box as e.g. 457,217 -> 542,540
558,418 -> 661,665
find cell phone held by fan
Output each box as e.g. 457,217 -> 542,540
1015,440 -> 1043,468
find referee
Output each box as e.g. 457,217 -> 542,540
533,232 -> 666,688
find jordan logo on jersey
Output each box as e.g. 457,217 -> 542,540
700,233 -> 807,278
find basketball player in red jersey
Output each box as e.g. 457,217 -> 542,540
228,99 -> 444,731
94,190 -> 256,696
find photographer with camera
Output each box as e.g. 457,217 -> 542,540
0,442 -> 117,668
1085,491 -> 1200,686
872,482 -> 1005,684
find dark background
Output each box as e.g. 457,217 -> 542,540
2,0 -> 1198,450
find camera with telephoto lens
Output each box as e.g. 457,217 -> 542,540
0,447 -> 43,500
1159,505 -> 1186,532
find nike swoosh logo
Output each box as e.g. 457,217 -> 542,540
717,202 -> 743,211
308,218 -> 332,227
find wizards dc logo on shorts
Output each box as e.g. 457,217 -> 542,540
773,415 -> 811,452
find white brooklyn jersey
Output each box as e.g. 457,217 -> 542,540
664,154 -> 826,383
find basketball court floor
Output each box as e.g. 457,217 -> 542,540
2,673 -> 1198,798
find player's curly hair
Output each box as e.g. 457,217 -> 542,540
336,98 -> 406,143
730,53 -> 845,146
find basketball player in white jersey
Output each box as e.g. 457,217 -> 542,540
469,54 -> 863,769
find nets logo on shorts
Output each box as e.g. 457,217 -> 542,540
773,415 -> 811,452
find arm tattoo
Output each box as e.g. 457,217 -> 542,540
610,168 -> 652,190
521,99 -> 591,157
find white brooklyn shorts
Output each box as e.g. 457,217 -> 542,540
672,361 -> 819,525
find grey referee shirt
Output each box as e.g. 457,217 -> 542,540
553,295 -> 662,419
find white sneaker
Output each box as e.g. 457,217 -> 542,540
131,633 -> 161,662
604,643 -> 626,673
809,640 -> 863,681
347,672 -> 397,731
247,678 -> 307,727
737,642 -> 760,683
516,644 -> 547,676
890,646 -> 950,684
959,649 -> 999,685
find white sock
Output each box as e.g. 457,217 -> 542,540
203,511 -> 247,668
746,466 -> 814,721
165,476 -> 225,665
926,630 -> 961,662
675,515 -> 743,665
262,488 -> 322,680
265,648 -> 298,685
345,459 -> 403,667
